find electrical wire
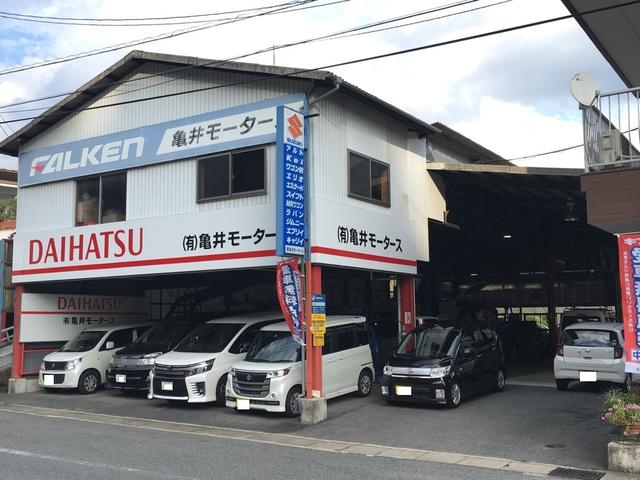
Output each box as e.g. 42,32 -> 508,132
2,0 -> 639,127
0,3 -> 310,22
0,1 -> 327,27
0,0 -> 483,112
0,0 -> 330,77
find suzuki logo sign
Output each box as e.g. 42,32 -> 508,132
287,114 -> 303,139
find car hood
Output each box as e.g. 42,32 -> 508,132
114,344 -> 169,359
44,351 -> 88,362
388,355 -> 452,368
232,360 -> 296,372
155,351 -> 218,366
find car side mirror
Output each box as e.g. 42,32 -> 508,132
239,343 -> 251,354
463,347 -> 474,356
105,341 -> 115,350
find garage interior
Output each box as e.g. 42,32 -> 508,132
19,163 -> 619,377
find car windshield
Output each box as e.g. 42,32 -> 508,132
174,323 -> 243,353
59,331 -> 106,352
562,329 -> 619,347
134,321 -> 197,349
395,326 -> 460,360
245,330 -> 301,363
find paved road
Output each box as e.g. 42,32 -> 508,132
0,409 -> 568,480
0,382 -> 615,470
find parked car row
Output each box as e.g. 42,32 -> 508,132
39,312 -> 377,417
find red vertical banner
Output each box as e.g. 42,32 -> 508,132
617,234 -> 640,374
276,258 -> 304,345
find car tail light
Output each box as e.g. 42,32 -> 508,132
556,345 -> 563,357
614,346 -> 623,359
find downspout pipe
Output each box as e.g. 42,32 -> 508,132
308,75 -> 342,107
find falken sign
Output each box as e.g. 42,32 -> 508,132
19,94 -> 305,187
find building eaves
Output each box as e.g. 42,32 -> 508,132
0,50 -> 438,157
431,122 -> 512,166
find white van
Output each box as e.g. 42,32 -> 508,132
226,316 -> 374,417
148,313 -> 281,404
39,324 -> 151,394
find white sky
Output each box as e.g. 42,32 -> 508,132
0,0 -> 627,170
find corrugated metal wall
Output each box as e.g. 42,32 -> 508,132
17,62 -> 444,265
308,93 -> 434,261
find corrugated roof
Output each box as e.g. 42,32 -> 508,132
0,50 -> 439,156
431,122 -> 512,166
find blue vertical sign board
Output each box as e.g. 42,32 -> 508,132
276,105 -> 306,257
311,295 -> 326,315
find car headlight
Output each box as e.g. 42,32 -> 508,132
266,368 -> 290,378
65,358 -> 81,371
383,365 -> 393,376
187,360 -> 214,376
430,366 -> 451,378
40,361 -> 46,371
140,352 -> 162,365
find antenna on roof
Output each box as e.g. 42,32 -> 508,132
570,73 -> 599,107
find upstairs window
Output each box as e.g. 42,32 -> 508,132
197,148 -> 265,201
75,172 -> 126,226
348,151 -> 390,206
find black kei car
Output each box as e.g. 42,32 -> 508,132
106,316 -> 208,391
381,322 -> 505,408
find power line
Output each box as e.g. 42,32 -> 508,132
0,0 -> 329,77
0,2 -> 322,27
2,0 -> 639,127
0,0 -> 482,112
0,4 -> 307,22
508,143 -> 583,161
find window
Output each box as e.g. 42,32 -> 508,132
348,151 -> 389,206
334,326 -> 356,352
101,328 -> 134,350
229,321 -> 280,354
198,148 -> 265,201
75,172 -> 126,226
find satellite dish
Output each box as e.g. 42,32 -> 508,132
570,73 -> 598,106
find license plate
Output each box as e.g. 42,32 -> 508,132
396,385 -> 412,396
161,381 -> 173,391
43,374 -> 54,386
580,371 -> 597,382
116,374 -> 126,383
237,398 -> 250,410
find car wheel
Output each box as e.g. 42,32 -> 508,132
356,369 -> 373,397
446,382 -> 461,408
555,379 -> 570,391
495,369 -> 506,392
284,386 -> 302,417
77,370 -> 100,395
215,375 -> 228,406
624,373 -> 633,392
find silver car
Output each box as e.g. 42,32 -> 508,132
554,322 -> 636,391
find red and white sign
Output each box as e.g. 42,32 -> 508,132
617,234 -> 640,374
311,198 -> 417,275
13,205 -> 279,283
276,258 -> 304,345
20,293 -> 148,342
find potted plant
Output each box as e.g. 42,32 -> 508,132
602,388 -> 640,437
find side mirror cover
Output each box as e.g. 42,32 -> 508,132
105,341 -> 115,350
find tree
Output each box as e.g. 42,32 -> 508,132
0,198 -> 16,222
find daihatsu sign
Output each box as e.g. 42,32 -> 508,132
20,293 -> 147,342
13,205 -> 279,283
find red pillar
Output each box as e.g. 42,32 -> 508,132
399,276 -> 416,335
304,263 -> 323,398
11,285 -> 24,379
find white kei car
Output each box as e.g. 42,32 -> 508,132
39,324 -> 151,394
554,322 -> 637,391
